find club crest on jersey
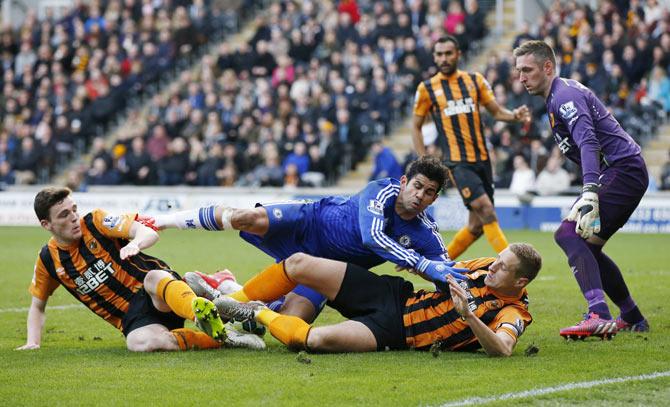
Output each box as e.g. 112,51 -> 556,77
398,235 -> 411,247
559,101 -> 577,120
88,240 -> 98,250
103,215 -> 120,229
367,199 -> 384,216
273,208 -> 283,219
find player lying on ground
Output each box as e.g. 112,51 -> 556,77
192,243 -> 541,356
17,187 -> 262,352
146,157 -> 464,324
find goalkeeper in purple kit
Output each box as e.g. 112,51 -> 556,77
149,157 -> 467,323
514,40 -> 649,338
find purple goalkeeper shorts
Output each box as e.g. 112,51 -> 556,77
593,154 -> 648,240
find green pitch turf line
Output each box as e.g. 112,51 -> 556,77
439,370 -> 670,406
0,304 -> 84,313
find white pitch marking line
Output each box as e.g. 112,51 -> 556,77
439,371 -> 670,407
0,304 -> 85,313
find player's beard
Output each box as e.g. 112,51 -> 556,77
439,63 -> 455,76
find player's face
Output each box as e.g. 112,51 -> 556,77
433,41 -> 460,76
399,174 -> 440,215
516,54 -> 552,97
485,248 -> 523,291
41,196 -> 82,245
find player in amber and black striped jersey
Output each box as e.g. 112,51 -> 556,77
413,35 -> 530,262
16,187 -> 226,352
211,243 -> 541,357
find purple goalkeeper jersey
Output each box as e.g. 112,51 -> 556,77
545,77 -> 641,185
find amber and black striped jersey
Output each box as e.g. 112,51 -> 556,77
414,70 -> 495,163
402,257 -> 531,351
29,209 -> 170,331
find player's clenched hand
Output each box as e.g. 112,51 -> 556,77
447,274 -> 472,318
416,258 -> 469,282
16,343 -> 40,350
513,105 -> 531,124
120,241 -> 140,260
135,214 -> 160,231
566,184 -> 600,239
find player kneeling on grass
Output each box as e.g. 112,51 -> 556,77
16,187 -> 231,352
210,243 -> 541,356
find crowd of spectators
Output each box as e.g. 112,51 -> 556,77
0,0 -> 254,188
61,0 -> 491,189
4,0 -> 667,193
471,0 -> 670,196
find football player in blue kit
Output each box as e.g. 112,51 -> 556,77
150,157 -> 468,322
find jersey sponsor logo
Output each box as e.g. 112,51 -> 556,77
553,133 -> 572,154
443,97 -> 476,116
367,199 -> 384,216
272,208 -> 283,219
559,101 -> 578,120
73,260 -> 115,296
398,235 -> 412,247
103,215 -> 121,229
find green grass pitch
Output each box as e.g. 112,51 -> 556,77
1,227 -> 669,406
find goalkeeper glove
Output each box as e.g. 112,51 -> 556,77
566,183 -> 600,239
416,257 -> 469,284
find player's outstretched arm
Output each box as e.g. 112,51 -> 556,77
16,296 -> 47,350
484,99 -> 531,124
120,221 -> 159,260
447,275 -> 516,357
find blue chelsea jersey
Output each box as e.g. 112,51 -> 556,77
313,178 -> 449,269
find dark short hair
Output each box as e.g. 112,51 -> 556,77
34,187 -> 72,221
513,40 -> 556,68
508,242 -> 542,282
432,35 -> 460,52
405,156 -> 448,193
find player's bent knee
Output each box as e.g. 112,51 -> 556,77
126,329 -> 175,352
284,252 -> 312,279
305,328 -> 328,351
143,269 -> 173,294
